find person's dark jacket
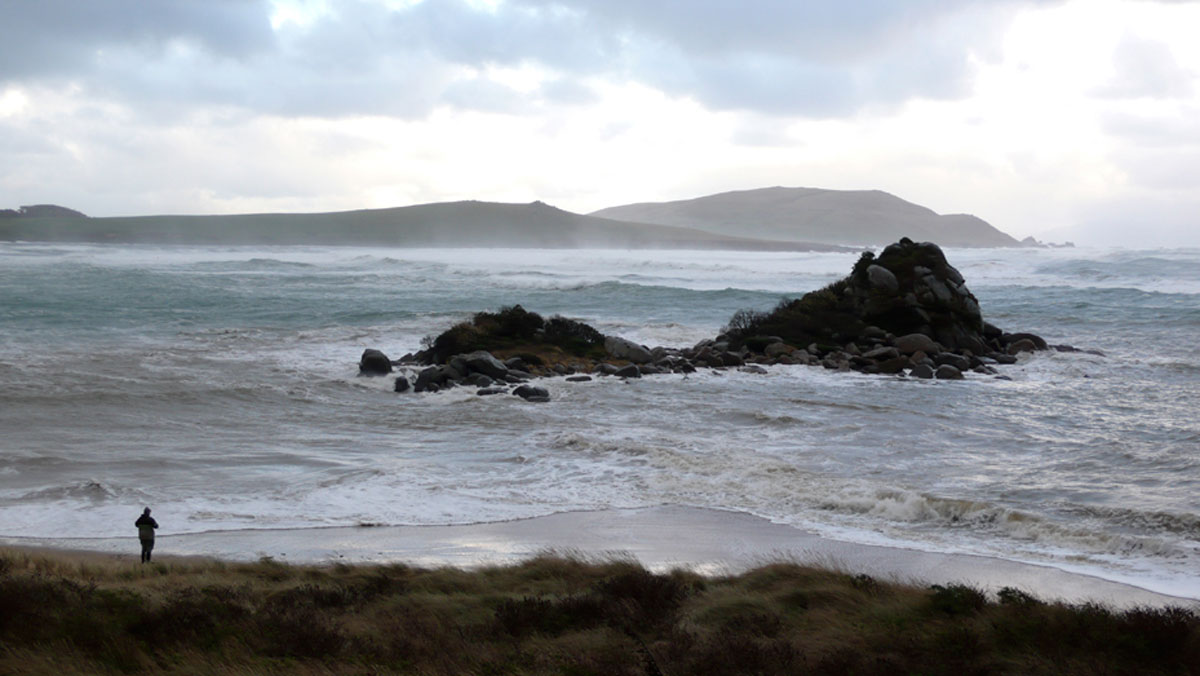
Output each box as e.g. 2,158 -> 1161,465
135,514 -> 158,540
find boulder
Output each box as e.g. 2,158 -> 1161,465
764,342 -> 793,358
513,384 -> 550,402
934,353 -> 972,371
893,333 -> 940,355
614,364 -> 642,378
466,373 -> 494,387
1002,332 -> 1048,351
720,352 -> 745,367
462,351 -> 509,379
935,364 -> 964,380
393,375 -> 410,392
594,363 -> 620,375
604,336 -> 654,364
476,387 -> 507,396
910,363 -> 935,379
414,366 -> 448,393
565,375 -> 592,382
1007,339 -> 1038,355
358,349 -> 393,376
862,346 -> 900,361
875,356 -> 910,374
867,264 -> 899,292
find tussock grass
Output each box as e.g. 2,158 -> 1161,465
2,547 -> 1197,675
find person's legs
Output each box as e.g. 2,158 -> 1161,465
141,539 -> 154,563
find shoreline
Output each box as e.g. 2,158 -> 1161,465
3,505 -> 1193,608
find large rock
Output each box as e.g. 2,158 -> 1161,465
934,353 -> 972,371
462,350 -> 509,379
935,364 -> 964,380
862,346 -> 900,361
512,384 -> 550,402
413,366 -> 448,393
874,356 -> 910,374
764,342 -> 793,358
893,333 -> 939,355
358,349 -> 393,376
1002,332 -> 1048,351
910,363 -> 935,379
867,264 -> 899,292
1007,339 -> 1038,355
604,336 -> 654,364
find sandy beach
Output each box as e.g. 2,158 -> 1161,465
2,505 -> 1193,609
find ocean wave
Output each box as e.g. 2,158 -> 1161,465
809,487 -> 1193,562
1066,505 -> 1200,539
20,480 -> 123,503
1028,254 -> 1200,295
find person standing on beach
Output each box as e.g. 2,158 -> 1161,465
135,507 -> 158,563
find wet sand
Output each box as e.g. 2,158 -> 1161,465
3,505 -> 1194,608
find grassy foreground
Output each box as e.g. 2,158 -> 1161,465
1,548 -> 1197,675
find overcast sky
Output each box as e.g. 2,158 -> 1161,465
1,0 -> 1198,246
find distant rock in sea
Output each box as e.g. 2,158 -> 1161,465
376,239 -> 1076,394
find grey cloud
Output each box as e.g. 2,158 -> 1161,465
1,0 -> 1058,119
0,0 -> 275,78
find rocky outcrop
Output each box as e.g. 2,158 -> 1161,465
718,238 -> 1062,380
366,239 -> 1088,393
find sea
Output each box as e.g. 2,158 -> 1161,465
1,242 -> 1198,599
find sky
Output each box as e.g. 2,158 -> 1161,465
1,0 -> 1198,246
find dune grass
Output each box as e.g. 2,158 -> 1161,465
1,548 -> 1197,675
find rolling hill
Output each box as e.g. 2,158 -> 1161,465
591,187 -> 1020,247
0,200 -> 848,251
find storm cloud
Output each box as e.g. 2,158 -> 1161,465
1,0 -> 1057,118
1,0 -> 1197,244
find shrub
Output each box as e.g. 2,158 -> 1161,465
494,594 -> 607,637
593,568 -> 694,629
997,586 -> 1041,607
851,250 -> 876,280
475,305 -> 544,339
724,308 -> 767,334
928,584 -> 988,616
543,315 -> 606,356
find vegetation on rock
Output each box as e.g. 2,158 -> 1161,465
423,305 -> 606,366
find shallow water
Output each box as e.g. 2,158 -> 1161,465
1,243 -> 1197,598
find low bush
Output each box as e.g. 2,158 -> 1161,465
1,549 -> 1197,675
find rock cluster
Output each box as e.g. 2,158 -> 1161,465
359,239 -> 1089,398
716,238 -> 1062,379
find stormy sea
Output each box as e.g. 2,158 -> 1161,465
1,242 -> 1197,599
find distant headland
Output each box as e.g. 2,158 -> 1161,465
0,187 -> 1053,249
